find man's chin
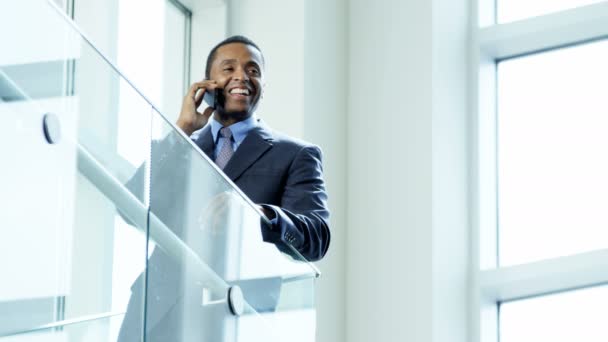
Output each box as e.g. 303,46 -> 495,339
215,108 -> 251,122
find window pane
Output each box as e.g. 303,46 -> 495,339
500,285 -> 608,342
497,0 -> 605,24
497,40 -> 608,267
117,0 -> 187,117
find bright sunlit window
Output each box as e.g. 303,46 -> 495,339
500,285 -> 608,342
497,40 -> 608,267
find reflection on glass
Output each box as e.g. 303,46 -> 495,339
497,40 -> 608,267
497,0 -> 605,24
500,285 -> 608,342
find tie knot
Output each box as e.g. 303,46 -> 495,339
219,127 -> 233,139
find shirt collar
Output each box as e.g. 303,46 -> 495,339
210,114 -> 257,145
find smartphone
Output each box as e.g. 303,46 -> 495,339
203,88 -> 225,109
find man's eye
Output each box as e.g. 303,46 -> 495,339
249,69 -> 260,75
223,67 -> 234,72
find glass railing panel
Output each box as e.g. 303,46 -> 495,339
136,109 -> 317,340
1,0 -> 151,337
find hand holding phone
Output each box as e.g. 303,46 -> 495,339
176,80 -> 219,136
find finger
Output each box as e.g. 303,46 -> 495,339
187,82 -> 203,98
193,88 -> 205,107
201,106 -> 214,119
187,80 -> 217,98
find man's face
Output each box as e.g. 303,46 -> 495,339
209,42 -> 264,116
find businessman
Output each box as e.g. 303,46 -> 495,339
176,35 -> 330,262
118,35 -> 330,341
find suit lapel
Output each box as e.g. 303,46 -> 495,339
222,123 -> 274,182
193,125 -> 214,160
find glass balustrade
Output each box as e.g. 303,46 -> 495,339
0,0 -> 319,341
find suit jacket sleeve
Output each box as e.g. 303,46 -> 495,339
260,145 -> 331,262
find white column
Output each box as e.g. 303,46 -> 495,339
303,1 -> 348,342
347,0 -> 469,341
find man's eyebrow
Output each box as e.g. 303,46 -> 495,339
246,61 -> 261,68
220,59 -> 237,65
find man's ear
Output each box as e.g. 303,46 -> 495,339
261,82 -> 267,99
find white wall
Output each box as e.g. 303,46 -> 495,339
227,0 -> 306,138
348,0 -> 434,339
189,3 -> 227,84
303,1 -> 347,342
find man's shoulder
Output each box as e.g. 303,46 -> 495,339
272,130 -> 318,150
257,121 -> 321,154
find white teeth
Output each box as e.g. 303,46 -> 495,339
230,88 -> 250,95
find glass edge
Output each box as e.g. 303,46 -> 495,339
0,69 -> 34,102
0,311 -> 125,338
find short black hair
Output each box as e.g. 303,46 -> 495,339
205,35 -> 264,79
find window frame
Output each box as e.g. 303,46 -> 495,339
470,2 -> 608,342
166,0 -> 193,93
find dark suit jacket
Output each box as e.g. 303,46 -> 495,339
193,119 -> 330,261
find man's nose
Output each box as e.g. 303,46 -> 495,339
232,67 -> 248,81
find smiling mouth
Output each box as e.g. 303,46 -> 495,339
228,88 -> 251,97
